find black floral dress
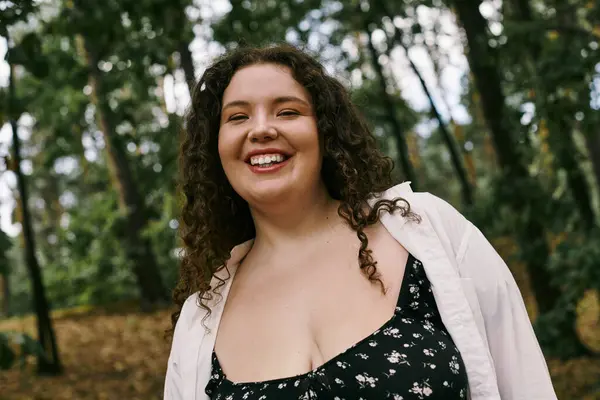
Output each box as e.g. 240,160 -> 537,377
205,254 -> 469,399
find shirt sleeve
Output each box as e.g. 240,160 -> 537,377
164,298 -> 191,400
459,220 -> 558,399
425,193 -> 557,399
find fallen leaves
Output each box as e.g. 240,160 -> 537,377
0,305 -> 172,400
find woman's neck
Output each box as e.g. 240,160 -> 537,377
249,187 -> 342,253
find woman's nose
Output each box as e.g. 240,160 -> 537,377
248,120 -> 278,143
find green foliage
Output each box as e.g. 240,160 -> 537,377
0,331 -> 16,369
211,0 -> 324,47
535,229 -> 600,358
6,33 -> 49,79
0,331 -> 44,371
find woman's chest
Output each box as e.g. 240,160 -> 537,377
207,256 -> 469,399
214,230 -> 410,382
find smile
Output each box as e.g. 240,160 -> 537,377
249,153 -> 287,167
246,153 -> 292,174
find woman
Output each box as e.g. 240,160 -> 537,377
165,44 -> 556,400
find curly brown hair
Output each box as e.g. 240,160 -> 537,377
172,44 -> 418,334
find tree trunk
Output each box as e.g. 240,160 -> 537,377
382,15 -> 473,205
363,22 -> 418,189
422,18 -> 479,187
8,64 -> 62,375
452,0 -> 561,313
584,130 -> 600,192
513,0 -> 596,230
79,36 -> 168,306
0,229 -> 10,317
0,273 -> 9,317
179,40 -> 196,92
549,112 -> 596,229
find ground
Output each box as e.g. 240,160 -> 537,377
0,303 -> 170,400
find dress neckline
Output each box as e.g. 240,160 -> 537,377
212,253 -> 417,387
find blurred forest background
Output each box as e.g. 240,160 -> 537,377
0,0 -> 600,398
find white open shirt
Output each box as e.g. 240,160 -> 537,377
164,182 -> 557,400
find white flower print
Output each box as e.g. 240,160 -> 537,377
298,389 -> 317,400
422,361 -> 437,370
383,326 -> 403,338
355,373 -> 378,388
450,355 -> 461,374
410,380 -> 434,398
422,320 -> 435,333
386,350 -> 410,366
368,340 -> 378,347
336,360 -> 350,369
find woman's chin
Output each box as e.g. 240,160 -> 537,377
244,182 -> 295,206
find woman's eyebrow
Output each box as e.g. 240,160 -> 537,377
222,100 -> 250,112
222,96 -> 310,112
272,96 -> 310,107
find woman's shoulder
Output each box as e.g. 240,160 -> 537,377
373,182 -> 467,226
175,292 -> 201,333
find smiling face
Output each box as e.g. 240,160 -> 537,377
218,63 -> 324,207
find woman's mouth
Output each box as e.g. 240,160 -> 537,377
249,153 -> 289,168
246,153 -> 292,173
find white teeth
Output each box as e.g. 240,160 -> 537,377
250,154 -> 286,166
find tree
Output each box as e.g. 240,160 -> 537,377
508,0 -> 596,230
76,32 -> 169,305
584,129 -> 600,192
449,0 -> 561,314
41,0 -> 178,306
118,0 -> 199,91
377,1 -> 473,205
363,19 -> 418,188
6,61 -> 62,374
0,229 -> 11,317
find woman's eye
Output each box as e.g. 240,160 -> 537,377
228,114 -> 248,121
278,110 -> 299,117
